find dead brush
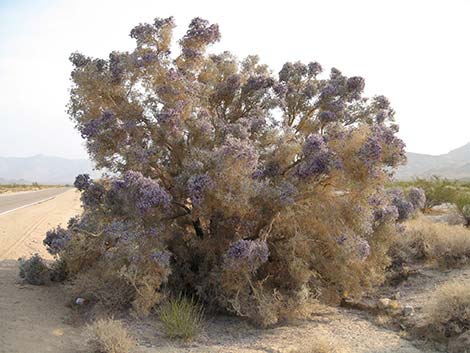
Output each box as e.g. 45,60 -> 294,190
392,216 -> 470,268
157,294 -> 204,340
86,318 -> 135,353
423,281 -> 470,340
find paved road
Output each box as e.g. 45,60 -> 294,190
0,187 -> 73,215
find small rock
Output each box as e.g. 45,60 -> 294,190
448,330 -> 470,353
75,297 -> 86,305
402,305 -> 414,317
378,298 -> 391,309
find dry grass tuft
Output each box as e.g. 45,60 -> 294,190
294,336 -> 349,353
86,318 -> 135,353
157,294 -> 204,340
392,216 -> 470,268
424,281 -> 470,340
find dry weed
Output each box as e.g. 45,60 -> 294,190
424,281 -> 470,339
392,216 -> 470,267
86,318 -> 135,353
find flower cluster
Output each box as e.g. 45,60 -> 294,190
79,110 -> 116,139
407,187 -> 426,210
74,174 -> 91,191
224,239 -> 269,272
150,250 -> 172,267
44,226 -> 70,255
387,188 -> 415,222
187,174 -> 214,207
295,134 -> 338,178
120,171 -> 172,214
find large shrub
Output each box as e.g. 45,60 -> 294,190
50,17 -> 407,326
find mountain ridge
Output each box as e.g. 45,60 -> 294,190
0,155 -> 101,184
396,142 -> 470,180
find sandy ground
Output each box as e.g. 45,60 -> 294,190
0,190 -> 441,353
0,189 -> 83,353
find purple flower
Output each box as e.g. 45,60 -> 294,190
130,23 -> 156,45
407,187 -> 426,210
388,188 -> 415,221
347,76 -> 365,93
374,205 -> 399,223
109,52 -> 125,82
356,238 -> 371,261
69,52 -> 90,67
295,134 -> 339,178
320,84 -> 337,98
337,234 -> 348,245
74,174 -> 91,191
80,110 -> 116,138
308,62 -> 323,76
358,136 -> 382,167
150,250 -> 172,267
375,110 -> 389,124
188,174 -> 214,206
225,239 -> 269,272
44,226 -> 70,255
119,171 -> 172,214
278,181 -> 297,205
243,76 -> 274,93
182,17 -> 220,45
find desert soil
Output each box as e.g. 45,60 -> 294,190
0,190 -> 444,353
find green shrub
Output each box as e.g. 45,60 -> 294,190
157,294 -> 204,340
87,318 -> 135,353
18,254 -> 50,285
454,193 -> 470,227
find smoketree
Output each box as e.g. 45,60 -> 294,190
55,16 -> 406,326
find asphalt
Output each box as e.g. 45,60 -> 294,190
0,187 -> 73,215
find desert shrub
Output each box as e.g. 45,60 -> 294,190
157,294 -> 204,340
387,187 -> 424,221
87,318 -> 135,353
18,254 -> 50,285
410,177 -> 458,211
49,257 -> 69,282
424,281 -> 470,340
46,16 -> 410,326
454,193 -> 470,227
391,216 -> 470,268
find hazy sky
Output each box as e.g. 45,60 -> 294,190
1,0 -> 469,159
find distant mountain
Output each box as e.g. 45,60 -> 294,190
0,155 -> 102,184
396,143 -> 470,180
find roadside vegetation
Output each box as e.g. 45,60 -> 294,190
0,182 -> 63,194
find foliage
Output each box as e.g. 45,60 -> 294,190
18,254 -> 50,285
49,257 -> 69,282
157,294 -> 204,340
86,318 -> 135,353
49,16 -> 409,326
424,281 -> 470,340
454,193 -> 470,227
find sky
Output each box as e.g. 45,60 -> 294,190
0,0 -> 469,159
